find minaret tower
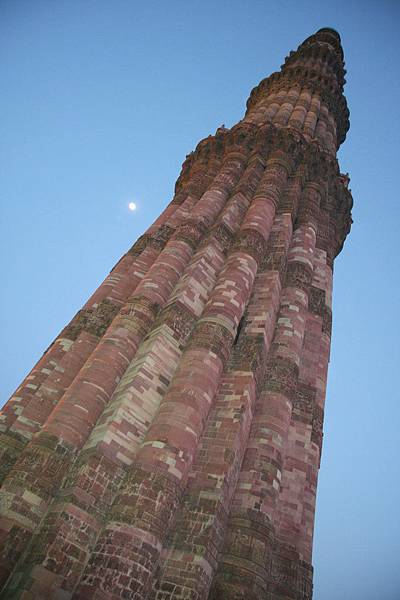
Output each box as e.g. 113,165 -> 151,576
0,29 -> 352,600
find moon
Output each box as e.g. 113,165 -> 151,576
128,202 -> 137,211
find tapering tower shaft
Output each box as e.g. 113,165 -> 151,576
0,28 -> 352,600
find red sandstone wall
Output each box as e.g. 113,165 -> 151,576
0,28 -> 352,600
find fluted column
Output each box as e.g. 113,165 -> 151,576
275,248 -> 331,553
269,197 -> 337,600
71,146 -> 295,600
287,89 -> 312,132
209,180 -> 321,600
153,170 -> 302,600
303,95 -> 321,140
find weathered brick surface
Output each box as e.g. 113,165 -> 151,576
271,245 -> 333,596
1,247 -> 150,437
209,182 -> 319,599
0,147 -> 249,591
0,143 -> 255,596
72,147 -> 299,599
6,186 -> 252,589
152,151 -> 295,600
73,207 -> 263,598
0,28 -> 352,600
0,181 -> 214,482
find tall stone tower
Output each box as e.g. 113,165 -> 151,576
0,28 -> 352,600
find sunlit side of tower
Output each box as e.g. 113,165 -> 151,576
0,28 -> 352,600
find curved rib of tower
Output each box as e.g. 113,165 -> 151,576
0,28 -> 352,600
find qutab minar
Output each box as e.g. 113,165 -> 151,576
0,28 -> 352,600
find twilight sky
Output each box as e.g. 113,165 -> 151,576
1,2 -> 399,599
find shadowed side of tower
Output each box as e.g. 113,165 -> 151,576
0,28 -> 352,600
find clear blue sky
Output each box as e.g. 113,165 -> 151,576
1,2 -> 399,599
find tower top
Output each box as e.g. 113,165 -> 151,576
316,28 -> 342,44
299,27 -> 344,62
246,28 -> 350,148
